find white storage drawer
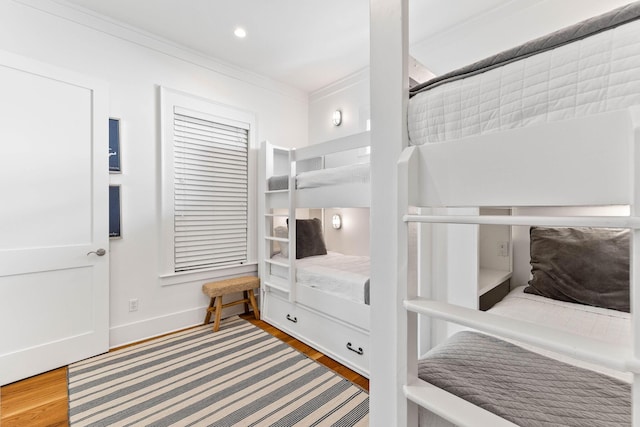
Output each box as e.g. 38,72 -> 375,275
300,307 -> 369,375
263,293 -> 369,377
263,293 -> 301,331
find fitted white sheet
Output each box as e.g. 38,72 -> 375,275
270,251 -> 369,304
489,286 -> 631,382
408,17 -> 640,145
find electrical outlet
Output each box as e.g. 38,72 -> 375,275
497,241 -> 509,257
129,298 -> 139,312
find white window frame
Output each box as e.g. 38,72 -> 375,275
159,87 -> 257,284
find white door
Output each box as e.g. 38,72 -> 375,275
0,51 -> 109,385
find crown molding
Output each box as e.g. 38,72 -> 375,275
309,67 -> 369,103
13,0 -> 308,103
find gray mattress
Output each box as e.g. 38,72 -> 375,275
410,1 -> 640,97
418,331 -> 630,426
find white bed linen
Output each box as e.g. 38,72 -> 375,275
408,17 -> 640,145
296,163 -> 369,189
489,286 -> 631,382
270,251 -> 369,304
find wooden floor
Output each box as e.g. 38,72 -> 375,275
0,314 -> 369,427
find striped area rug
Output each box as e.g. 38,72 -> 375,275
68,316 -> 369,426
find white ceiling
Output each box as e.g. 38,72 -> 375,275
61,0 -> 633,93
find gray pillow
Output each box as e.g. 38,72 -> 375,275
524,226 -> 630,312
294,218 -> 327,259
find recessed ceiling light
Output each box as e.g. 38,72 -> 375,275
234,27 -> 247,38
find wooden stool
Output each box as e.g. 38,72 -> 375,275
202,276 -> 260,332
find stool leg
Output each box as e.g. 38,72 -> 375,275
204,297 -> 215,325
213,296 -> 223,332
243,290 -> 250,314
248,290 -> 260,321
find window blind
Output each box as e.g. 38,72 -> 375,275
173,110 -> 248,272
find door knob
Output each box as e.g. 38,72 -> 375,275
87,248 -> 106,256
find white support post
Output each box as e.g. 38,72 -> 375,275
288,149 -> 297,303
398,147 -> 418,425
370,0 -> 409,425
258,142 -> 268,307
630,106 -> 640,426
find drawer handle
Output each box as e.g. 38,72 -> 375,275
286,314 -> 298,323
346,342 -> 364,355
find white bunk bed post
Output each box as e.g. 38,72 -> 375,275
369,0 -> 410,425
398,147 -> 419,425
288,149 -> 297,303
258,141 -> 267,302
632,106 -> 640,427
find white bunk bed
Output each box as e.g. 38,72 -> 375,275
394,2 -> 640,426
258,131 -> 371,377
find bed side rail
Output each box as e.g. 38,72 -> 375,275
413,108 -> 638,208
293,131 -> 370,162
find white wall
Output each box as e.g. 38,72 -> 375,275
309,68 -> 370,144
308,69 -> 371,257
323,208 -> 370,256
0,0 -> 309,347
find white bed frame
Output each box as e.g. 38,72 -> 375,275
397,91 -> 640,425
258,131 -> 371,377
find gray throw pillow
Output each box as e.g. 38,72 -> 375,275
295,218 -> 327,259
524,226 -> 630,312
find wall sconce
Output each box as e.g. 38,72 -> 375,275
332,110 -> 342,126
332,214 -> 342,229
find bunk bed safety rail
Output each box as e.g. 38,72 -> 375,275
404,382 -> 519,427
409,109 -> 636,208
288,148 -> 297,303
291,131 -> 369,162
404,297 -> 635,373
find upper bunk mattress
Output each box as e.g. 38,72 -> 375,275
267,162 -> 370,191
408,1 -> 640,145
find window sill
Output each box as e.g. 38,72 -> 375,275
159,262 -> 258,287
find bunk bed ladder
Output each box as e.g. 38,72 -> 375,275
260,141 -> 292,297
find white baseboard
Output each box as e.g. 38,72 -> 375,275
109,293 -> 260,348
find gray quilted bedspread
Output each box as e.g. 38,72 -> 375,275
418,331 -> 630,426
410,1 -> 640,97
267,175 -> 289,191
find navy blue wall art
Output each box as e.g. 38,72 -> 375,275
109,185 -> 121,238
109,118 -> 121,172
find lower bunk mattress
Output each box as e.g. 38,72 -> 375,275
418,286 -> 631,426
270,251 -> 370,304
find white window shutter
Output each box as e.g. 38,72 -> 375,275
173,111 -> 248,272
